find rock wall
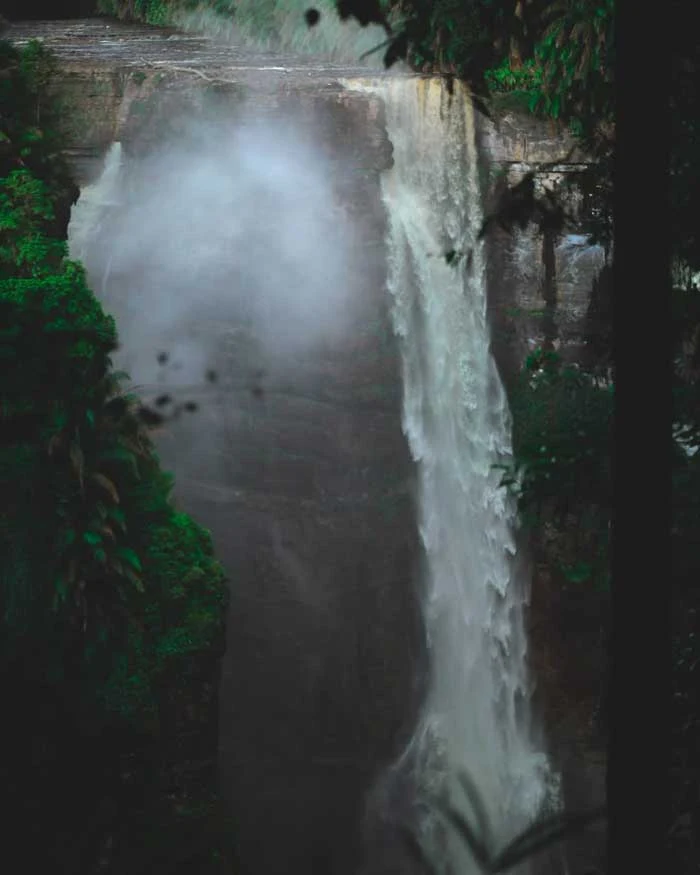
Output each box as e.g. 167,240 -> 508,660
476,106 -> 606,390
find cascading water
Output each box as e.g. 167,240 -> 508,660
68,143 -> 124,305
344,76 -> 556,870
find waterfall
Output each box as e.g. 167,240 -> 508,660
69,76 -> 558,873
68,143 -> 123,267
344,77 -> 555,870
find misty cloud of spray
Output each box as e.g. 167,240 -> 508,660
69,111 -> 363,392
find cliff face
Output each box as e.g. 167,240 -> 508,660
8,17 -> 606,875
475,107 -> 606,389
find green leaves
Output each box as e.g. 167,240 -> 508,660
2,36 -> 229,872
560,561 -> 592,584
533,0 -> 613,142
0,170 -> 65,278
108,506 -> 127,533
484,57 -> 543,96
500,348 -> 612,588
116,546 -> 142,573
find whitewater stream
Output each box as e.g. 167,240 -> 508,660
344,77 -> 557,872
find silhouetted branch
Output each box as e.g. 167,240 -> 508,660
394,769 -> 606,875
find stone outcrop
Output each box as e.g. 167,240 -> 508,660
476,106 -> 606,389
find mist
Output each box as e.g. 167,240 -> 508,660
69,110 -> 364,395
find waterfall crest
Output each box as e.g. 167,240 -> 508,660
345,76 -> 555,869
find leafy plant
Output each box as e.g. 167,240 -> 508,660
484,56 -> 542,94
531,0 -> 613,133
1,37 -> 229,873
500,349 -> 612,517
0,170 -> 69,277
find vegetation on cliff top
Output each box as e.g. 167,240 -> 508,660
94,0 -> 231,25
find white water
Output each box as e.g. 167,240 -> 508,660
68,142 -> 124,268
345,77 -> 555,870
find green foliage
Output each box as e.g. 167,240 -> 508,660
1,279 -> 228,724
96,0 -> 234,23
495,349 -> 612,590
0,40 -> 78,239
386,0 -> 508,84
484,57 -> 543,96
529,0 -> 613,144
503,349 -> 612,511
0,38 -> 57,129
1,37 -> 229,872
0,170 -> 67,277
1,40 -> 65,166
145,0 -> 171,24
1,250 -> 229,706
0,267 -> 118,423
376,0 -> 613,140
100,510 -> 227,727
